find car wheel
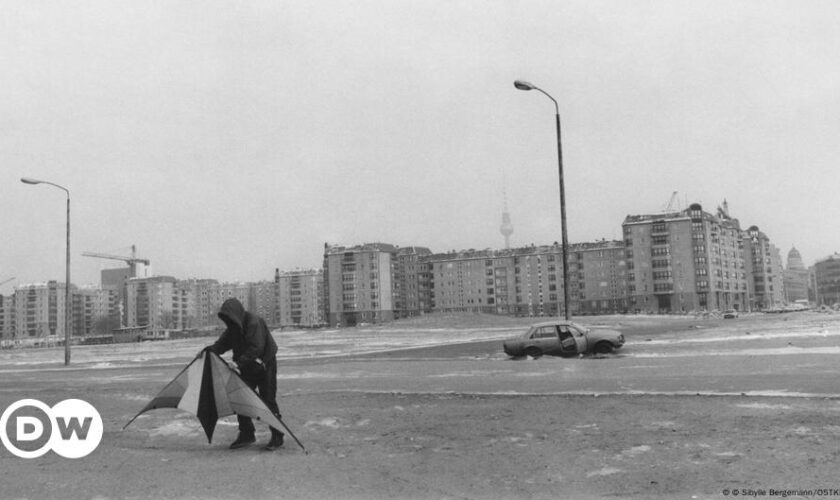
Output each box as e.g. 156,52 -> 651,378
524,347 -> 542,358
593,342 -> 613,354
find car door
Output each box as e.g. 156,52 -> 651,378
568,324 -> 588,353
557,325 -> 578,354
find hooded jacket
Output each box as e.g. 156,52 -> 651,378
211,298 -> 278,367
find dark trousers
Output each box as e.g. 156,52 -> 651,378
237,359 -> 282,436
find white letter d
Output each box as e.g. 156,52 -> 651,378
16,416 -> 44,441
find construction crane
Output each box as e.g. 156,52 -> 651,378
0,277 -> 15,287
662,191 -> 679,212
82,245 -> 150,278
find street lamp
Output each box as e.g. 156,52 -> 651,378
21,177 -> 72,365
514,80 -> 571,320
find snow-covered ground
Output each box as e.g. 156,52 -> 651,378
0,323 -> 523,371
2,312 -> 839,371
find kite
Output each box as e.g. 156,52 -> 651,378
123,350 -> 305,451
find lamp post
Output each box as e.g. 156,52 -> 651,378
514,80 -> 571,320
21,177 -> 72,365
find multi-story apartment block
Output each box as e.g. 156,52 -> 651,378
101,267 -> 131,326
217,282 -> 250,310
179,279 -> 220,327
13,282 -> 73,339
573,240 -> 629,315
73,285 -> 117,336
814,253 -> 840,307
425,244 -> 568,317
249,280 -> 277,326
276,269 -> 323,327
125,276 -> 193,330
623,203 -> 749,313
0,294 -> 14,342
782,246 -> 810,304
323,243 -> 396,326
744,226 -> 785,310
393,246 -> 432,319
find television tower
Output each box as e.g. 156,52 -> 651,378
500,191 -> 514,249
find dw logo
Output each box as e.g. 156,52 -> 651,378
0,399 -> 103,459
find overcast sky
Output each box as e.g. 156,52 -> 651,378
2,0 -> 839,294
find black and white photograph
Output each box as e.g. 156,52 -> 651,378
2,1 -> 840,498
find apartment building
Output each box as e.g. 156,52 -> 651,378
623,203 -> 749,313
73,285 -> 117,336
573,240 -> 629,315
179,278 -> 220,327
393,246 -> 432,319
125,276 -> 193,330
425,244 -> 568,317
249,280 -> 278,326
744,226 -> 785,309
814,253 -> 840,306
0,294 -> 14,341
13,282 -> 73,339
101,267 -> 131,326
323,243 -> 396,326
276,269 -> 324,327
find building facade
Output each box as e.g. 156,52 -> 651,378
276,269 -> 324,327
744,226 -> 785,310
323,243 -> 396,326
623,203 -> 749,313
782,246 -> 810,304
573,240 -> 629,315
393,246 -> 432,319
814,253 -> 840,307
13,282 -> 73,340
424,244 -> 569,317
0,294 -> 14,343
125,276 -> 193,330
73,285 -> 116,337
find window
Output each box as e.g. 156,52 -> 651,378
531,326 -> 557,339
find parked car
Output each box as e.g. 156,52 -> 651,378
723,309 -> 739,319
502,320 -> 625,358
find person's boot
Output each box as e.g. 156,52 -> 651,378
229,432 -> 256,449
263,430 -> 284,451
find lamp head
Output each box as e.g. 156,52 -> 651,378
514,80 -> 536,91
21,177 -> 42,185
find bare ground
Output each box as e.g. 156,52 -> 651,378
3,386 -> 840,499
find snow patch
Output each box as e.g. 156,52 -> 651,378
147,420 -> 200,437
587,467 -> 623,477
305,418 -> 342,429
736,403 -> 793,410
631,346 -> 840,358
